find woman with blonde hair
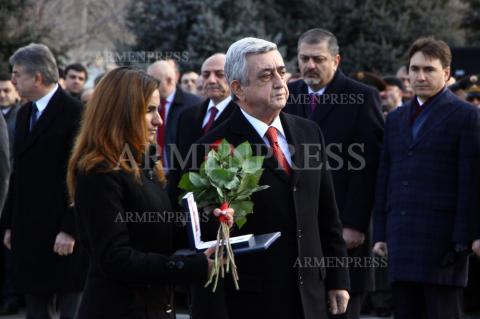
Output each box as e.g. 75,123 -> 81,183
67,67 -> 230,319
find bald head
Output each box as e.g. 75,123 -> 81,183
201,53 -> 230,103
147,60 -> 177,97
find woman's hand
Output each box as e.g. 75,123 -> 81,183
213,207 -> 235,227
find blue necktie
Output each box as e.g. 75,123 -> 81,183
30,102 -> 39,132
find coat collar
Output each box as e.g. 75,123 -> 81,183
17,87 -> 65,156
399,89 -> 460,150
228,107 -> 303,185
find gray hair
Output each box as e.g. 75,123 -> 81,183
225,37 -> 277,86
298,28 -> 339,57
9,43 -> 59,84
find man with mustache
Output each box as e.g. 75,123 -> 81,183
373,37 -> 480,319
284,28 -> 384,319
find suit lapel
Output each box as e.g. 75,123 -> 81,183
18,89 -> 63,155
409,90 -> 458,149
229,108 -> 290,184
212,100 -> 236,130
280,113 -> 303,186
192,100 -> 209,139
310,71 -> 345,124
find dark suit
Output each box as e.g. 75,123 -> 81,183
0,87 -> 86,294
373,89 -> 480,318
164,88 -> 203,168
0,115 -> 9,212
284,71 -> 384,299
167,98 -> 236,209
75,163 -> 208,319
191,108 -> 349,319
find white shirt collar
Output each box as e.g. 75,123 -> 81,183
307,85 -> 326,96
239,108 -> 286,141
416,97 -> 425,106
34,84 -> 59,114
207,96 -> 232,114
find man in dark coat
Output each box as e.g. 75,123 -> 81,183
191,37 -> 350,319
373,37 -> 480,319
0,43 -> 85,319
284,28 -> 384,319
168,53 -> 236,207
147,60 -> 202,170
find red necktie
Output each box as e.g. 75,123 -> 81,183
203,106 -> 218,134
156,98 -> 167,154
265,127 -> 291,176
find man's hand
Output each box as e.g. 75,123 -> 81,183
328,289 -> 350,315
53,232 -> 75,256
373,241 -> 388,257
343,227 -> 365,250
472,239 -> 480,257
3,229 -> 11,250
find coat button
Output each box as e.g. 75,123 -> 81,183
402,181 -> 409,186
293,187 -> 297,192
400,210 -> 407,216
408,151 -> 413,156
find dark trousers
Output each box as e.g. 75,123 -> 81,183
25,292 -> 80,319
392,281 -> 462,319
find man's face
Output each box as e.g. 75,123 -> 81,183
0,80 -> 19,107
233,50 -> 289,123
180,72 -> 198,94
11,65 -> 37,101
396,67 -> 413,100
65,69 -> 86,94
201,55 -> 230,103
298,41 -> 340,90
380,85 -> 403,108
409,52 -> 449,101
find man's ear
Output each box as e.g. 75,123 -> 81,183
444,66 -> 451,82
34,73 -> 43,86
231,80 -> 244,102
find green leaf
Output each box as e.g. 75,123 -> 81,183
209,168 -> 236,187
205,151 -> 220,174
217,139 -> 231,159
178,173 -> 194,190
230,200 -> 254,229
234,141 -> 252,161
242,156 -> 264,174
189,172 -> 209,188
224,176 -> 240,190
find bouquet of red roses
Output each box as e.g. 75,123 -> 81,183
179,139 -> 269,292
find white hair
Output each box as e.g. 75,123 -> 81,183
225,37 -> 277,86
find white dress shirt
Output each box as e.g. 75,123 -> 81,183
240,108 -> 292,166
34,83 -> 59,118
202,96 -> 232,127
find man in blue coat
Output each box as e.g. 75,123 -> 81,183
373,37 -> 480,319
